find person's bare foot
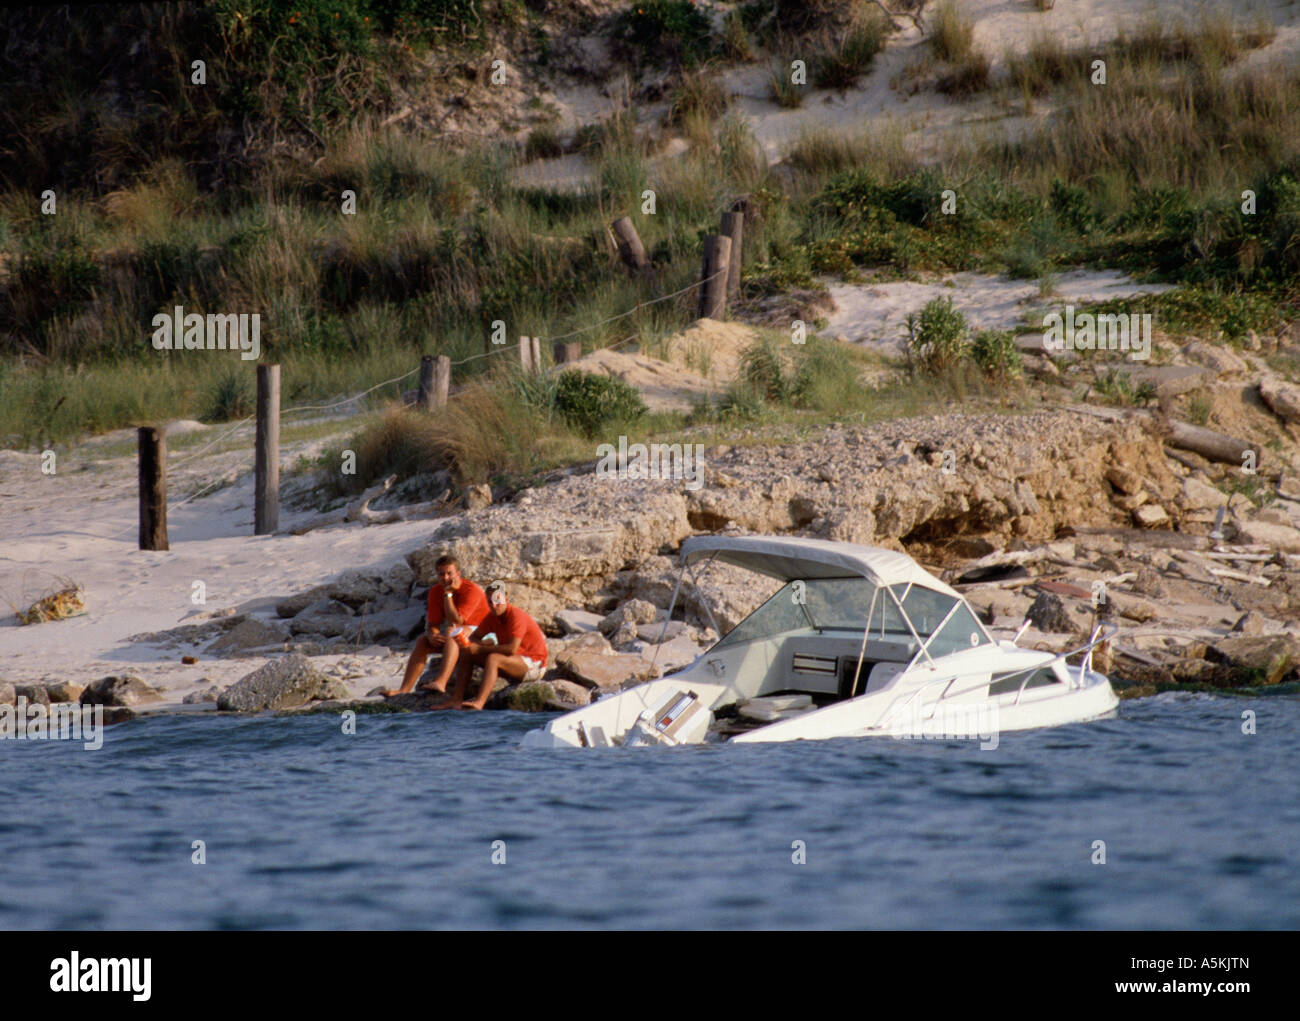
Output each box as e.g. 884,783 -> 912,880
416,681 -> 447,694
378,688 -> 409,698
458,701 -> 485,711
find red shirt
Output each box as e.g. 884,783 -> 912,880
472,605 -> 548,664
427,579 -> 490,630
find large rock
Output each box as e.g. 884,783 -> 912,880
1026,592 -> 1073,634
555,650 -> 661,690
327,571 -> 386,609
506,680 -> 589,712
1236,519 -> 1300,553
599,598 -> 662,635
1181,476 -> 1227,510
45,680 -> 84,703
208,618 -> 288,656
289,599 -> 357,638
276,585 -> 331,619
1205,635 -> 1300,685
360,605 -> 425,644
1259,378 -> 1300,424
555,609 -> 604,634
0,681 -> 15,706
1182,341 -> 1248,376
80,675 -> 162,707
624,634 -> 706,672
15,683 -> 49,706
217,654 -> 351,711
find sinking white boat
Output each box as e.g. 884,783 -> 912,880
521,536 -> 1118,749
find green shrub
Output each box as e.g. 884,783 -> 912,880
553,370 -> 647,437
613,0 -> 714,67
768,60 -> 806,108
970,329 -> 1023,383
908,297 -> 970,375
740,339 -> 791,402
203,367 -> 256,422
930,1 -> 975,63
812,12 -> 890,89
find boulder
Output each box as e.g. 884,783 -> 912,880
45,680 -> 84,703
555,650 -> 661,690
327,571 -> 386,609
360,605 -> 425,644
555,608 -> 604,634
1205,634 -> 1300,685
218,654 -> 351,711
182,686 -> 223,705
623,634 -> 706,672
275,585 -> 332,619
506,680 -> 589,712
15,684 -> 49,706
1132,504 -> 1171,529
1236,519 -> 1300,553
0,681 -> 14,706
599,598 -> 663,635
1181,341 -> 1248,376
1026,592 -> 1073,634
386,559 -> 416,597
80,675 -> 162,707
1181,476 -> 1227,510
289,599 -> 357,638
551,630 -> 614,657
465,484 -> 492,510
1259,378 -> 1300,424
208,618 -> 289,656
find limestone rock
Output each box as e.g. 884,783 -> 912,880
81,675 -> 162,707
555,650 -> 661,690
289,599 -> 357,638
1182,341 -> 1248,376
465,483 -> 492,510
0,681 -> 14,706
1026,592 -> 1073,634
506,680 -> 589,712
218,654 -> 351,711
45,680 -> 84,703
276,585 -> 332,619
15,683 -> 50,706
1236,519 -> 1300,553
555,608 -> 604,634
1132,504 -> 1171,529
1259,378 -> 1300,424
327,571 -> 386,609
1181,476 -> 1227,510
1205,635 -> 1300,685
208,618 -> 288,656
599,598 -> 663,635
182,686 -> 223,705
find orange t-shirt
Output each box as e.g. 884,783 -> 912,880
472,605 -> 548,664
427,579 -> 490,630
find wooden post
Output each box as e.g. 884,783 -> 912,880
721,210 -> 744,300
553,341 -> 581,365
697,234 -> 732,321
417,354 -> 435,411
137,426 -> 168,551
611,216 -> 651,278
255,363 -> 280,535
434,355 -> 451,408
519,336 -> 533,373
530,336 -> 542,373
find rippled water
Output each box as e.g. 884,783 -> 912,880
2,692 -> 1297,929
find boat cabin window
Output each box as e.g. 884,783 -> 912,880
711,577 -> 991,653
988,667 -> 1059,696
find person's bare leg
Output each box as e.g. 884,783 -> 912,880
380,635 -> 431,697
446,650 -> 479,705
417,639 -> 459,693
461,653 -> 529,710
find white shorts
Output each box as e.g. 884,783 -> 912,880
521,656 -> 545,682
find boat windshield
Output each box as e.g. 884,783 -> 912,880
713,577 -> 991,653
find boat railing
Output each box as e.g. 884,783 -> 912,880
873,621 -> 1119,727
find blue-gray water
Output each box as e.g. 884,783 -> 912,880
2,692 -> 1297,929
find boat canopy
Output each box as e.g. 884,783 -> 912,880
679,535 -> 962,599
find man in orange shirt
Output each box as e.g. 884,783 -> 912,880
380,554 -> 489,697
451,580 -> 549,710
